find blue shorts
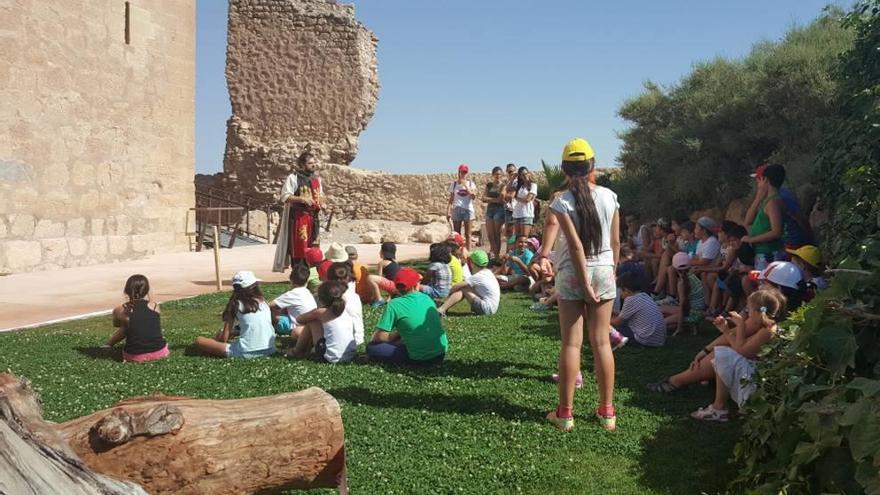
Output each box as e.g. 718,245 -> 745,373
420,285 -> 449,299
451,206 -> 474,222
275,315 -> 292,335
513,216 -> 534,225
486,204 -> 506,222
504,209 -> 514,224
717,278 -> 728,291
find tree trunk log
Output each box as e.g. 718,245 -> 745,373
0,373 -> 348,494
58,388 -> 347,495
0,375 -> 148,495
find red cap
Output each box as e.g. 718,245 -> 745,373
304,247 -> 324,266
448,232 -> 465,247
751,164 -> 768,179
458,164 -> 469,173
394,267 -> 421,291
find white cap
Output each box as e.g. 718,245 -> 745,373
324,242 -> 348,262
758,261 -> 803,290
231,270 -> 261,289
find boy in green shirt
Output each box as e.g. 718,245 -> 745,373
367,267 -> 448,365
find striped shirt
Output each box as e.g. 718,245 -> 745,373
686,272 -> 706,320
424,262 -> 452,297
618,292 -> 666,347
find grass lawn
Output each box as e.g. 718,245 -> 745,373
0,268 -> 742,494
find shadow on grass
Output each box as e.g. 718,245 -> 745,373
75,346 -> 122,361
327,386 -> 545,422
371,358 -> 546,382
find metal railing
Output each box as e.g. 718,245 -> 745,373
190,182 -> 282,250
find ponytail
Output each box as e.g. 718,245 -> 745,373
318,281 -> 347,317
123,274 -> 150,314
564,161 -> 603,257
223,284 -> 263,322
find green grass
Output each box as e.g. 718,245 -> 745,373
0,272 -> 741,494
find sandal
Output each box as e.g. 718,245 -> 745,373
690,404 -> 729,422
647,377 -> 681,393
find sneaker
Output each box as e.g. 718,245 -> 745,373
530,302 -> 550,311
596,411 -> 617,431
370,299 -> 386,309
612,336 -> 629,351
690,404 -> 729,422
551,371 -> 583,388
546,411 -> 574,432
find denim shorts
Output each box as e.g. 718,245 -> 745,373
420,285 -> 449,299
486,204 -> 506,222
504,209 -> 514,224
513,216 -> 534,225
451,206 -> 474,222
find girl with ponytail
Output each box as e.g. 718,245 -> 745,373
106,274 -> 169,362
536,138 -> 621,432
287,280 -> 357,363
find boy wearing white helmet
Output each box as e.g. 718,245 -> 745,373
750,261 -> 805,315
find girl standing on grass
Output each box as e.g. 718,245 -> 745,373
512,166 -> 539,237
105,274 -> 169,362
537,138 -> 620,432
193,271 -> 276,359
483,166 -> 507,259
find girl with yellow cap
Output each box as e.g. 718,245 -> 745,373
535,138 -> 621,432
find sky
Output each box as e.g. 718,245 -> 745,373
196,0 -> 849,175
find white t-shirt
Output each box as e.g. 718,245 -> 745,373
513,182 -> 538,219
344,282 -> 365,345
322,311 -> 356,363
696,236 -> 721,261
505,178 -> 518,211
448,180 -> 477,210
466,269 -> 501,314
550,186 -> 619,268
272,287 -> 317,324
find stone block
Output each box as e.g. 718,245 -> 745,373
33,220 -> 65,239
66,218 -> 87,237
413,222 -> 450,243
131,232 -> 165,252
108,235 -> 130,255
115,215 -> 132,235
382,228 -> 411,244
360,231 -> 382,244
10,214 -> 35,237
41,238 -> 69,264
91,218 -> 105,235
68,237 -> 88,257
0,220 -> 6,238
88,235 -> 108,258
0,240 -> 42,272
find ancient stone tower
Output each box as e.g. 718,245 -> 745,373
0,1 -> 195,274
223,0 -> 379,202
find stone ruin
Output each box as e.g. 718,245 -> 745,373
223,0 -> 379,203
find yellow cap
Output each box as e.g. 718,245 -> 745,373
786,245 -> 821,268
561,138 -> 595,164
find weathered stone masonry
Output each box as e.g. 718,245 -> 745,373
0,0 -> 196,273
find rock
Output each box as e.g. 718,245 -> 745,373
413,222 -> 449,243
0,240 -> 42,272
382,228 -> 411,244
360,231 -> 382,244
10,214 -> 35,237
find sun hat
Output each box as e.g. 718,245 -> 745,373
448,232 -> 465,248
696,216 -> 717,232
394,267 -> 421,292
672,252 -> 691,270
786,245 -> 821,268
304,247 -> 324,266
756,261 -> 803,290
458,164 -> 469,173
324,242 -> 348,262
526,237 -> 540,252
561,138 -> 595,163
344,245 -> 358,258
231,270 -> 261,289
469,249 -> 489,267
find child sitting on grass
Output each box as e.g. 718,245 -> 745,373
437,249 -> 500,316
447,236 -> 470,283
346,245 -> 375,304
325,261 -> 365,345
367,267 -> 448,366
497,235 -> 534,290
691,289 -> 785,421
661,252 -> 706,336
304,247 -> 324,293
287,280 -> 356,363
611,271 -> 666,347
367,242 -> 401,307
420,242 -> 453,299
194,271 -> 276,359
270,264 -> 317,337
105,274 -> 169,362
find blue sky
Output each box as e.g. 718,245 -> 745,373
196,0 -> 848,175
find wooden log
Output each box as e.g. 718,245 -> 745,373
0,375 -> 148,495
57,388 -> 347,495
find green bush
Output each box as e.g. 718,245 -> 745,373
733,2 -> 880,493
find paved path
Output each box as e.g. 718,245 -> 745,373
0,243 -> 429,332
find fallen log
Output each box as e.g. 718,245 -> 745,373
0,373 -> 348,494
0,375 -> 148,495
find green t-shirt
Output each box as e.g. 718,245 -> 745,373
307,267 -> 320,293
376,291 -> 448,361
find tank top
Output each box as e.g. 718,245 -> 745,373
383,260 -> 401,280
124,300 -> 166,355
749,194 -> 784,255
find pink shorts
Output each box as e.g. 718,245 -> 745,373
377,278 -> 399,296
123,344 -> 170,363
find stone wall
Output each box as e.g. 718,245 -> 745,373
0,1 -> 195,274
224,0 -> 379,202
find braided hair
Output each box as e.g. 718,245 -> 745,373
123,274 -> 150,314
